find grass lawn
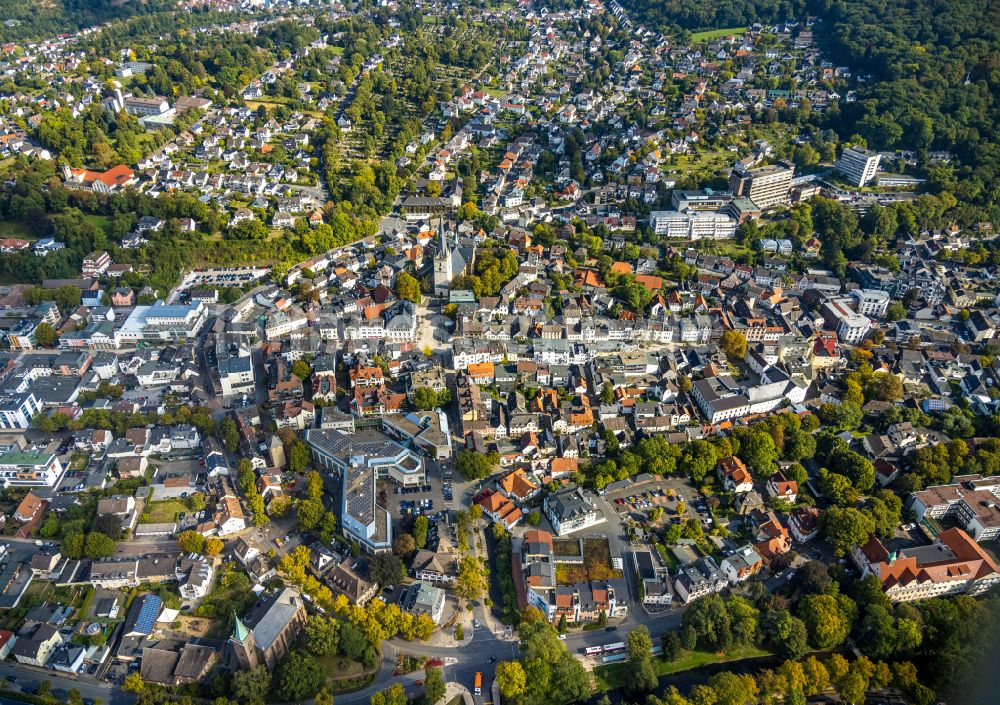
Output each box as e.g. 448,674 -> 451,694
656,543 -> 680,570
668,150 -> 731,177
245,100 -> 327,120
81,214 -> 111,234
317,654 -> 367,680
690,27 -> 746,41
593,646 -> 771,690
693,239 -> 752,260
0,220 -> 33,240
145,498 -> 189,523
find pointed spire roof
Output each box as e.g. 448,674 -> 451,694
232,612 -> 251,643
439,216 -> 449,255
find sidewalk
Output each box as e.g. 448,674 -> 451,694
421,597 -> 474,648
437,682 -> 473,705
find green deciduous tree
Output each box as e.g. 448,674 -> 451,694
219,416 -> 239,452
681,440 -> 719,482
297,497 -> 324,530
34,322 -> 59,347
454,555 -> 487,600
798,594 -> 854,649
496,660 -> 527,700
395,271 -> 421,303
413,515 -> 429,549
719,330 -> 747,360
231,665 -> 271,705
276,650 -> 324,701
822,505 -> 876,557
304,614 -> 340,656
423,665 -> 445,704
456,449 -> 495,480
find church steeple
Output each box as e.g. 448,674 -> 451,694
439,216 -> 449,256
228,611 -> 258,669
232,612 -> 252,644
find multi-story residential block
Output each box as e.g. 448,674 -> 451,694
908,475 -> 1000,542
789,506 -> 821,542
117,301 -> 208,346
670,189 -> 734,211
543,484 -> 604,536
81,251 -> 111,277
836,146 -> 881,187
0,445 -> 62,488
728,162 -> 793,209
692,377 -> 750,424
721,545 -> 764,584
216,344 -> 255,400
400,581 -> 447,624
821,299 -> 871,344
123,96 -> 170,117
0,392 -> 40,429
718,455 -> 754,493
850,288 -> 890,318
648,210 -> 738,239
674,557 -> 727,603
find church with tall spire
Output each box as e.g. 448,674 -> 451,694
225,587 -> 306,670
228,611 -> 257,669
432,217 -> 474,297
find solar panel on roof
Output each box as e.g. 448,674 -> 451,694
135,594 -> 162,634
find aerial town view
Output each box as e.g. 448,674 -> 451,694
0,0 -> 994,704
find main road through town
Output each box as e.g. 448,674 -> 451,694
0,602 -> 685,705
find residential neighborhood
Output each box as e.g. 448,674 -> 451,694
0,0 -> 993,705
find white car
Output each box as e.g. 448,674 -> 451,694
558,634 -> 567,640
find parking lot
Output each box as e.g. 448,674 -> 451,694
170,266 -> 270,299
383,459 -> 461,534
604,476 -> 716,529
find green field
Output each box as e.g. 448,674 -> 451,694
145,498 -> 189,523
593,646 -> 770,690
690,27 -> 746,42
81,214 -> 111,234
0,220 -> 33,240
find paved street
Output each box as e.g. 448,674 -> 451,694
0,660 -> 124,705
332,604 -> 685,705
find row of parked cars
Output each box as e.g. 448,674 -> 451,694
615,489 -> 678,509
394,484 -> 432,495
399,499 -> 434,516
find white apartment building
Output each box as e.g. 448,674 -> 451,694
543,484 -> 605,535
836,147 -> 881,187
649,210 -> 738,239
850,289 -> 890,318
0,445 -> 63,488
116,301 -> 208,346
821,299 -> 872,344
0,392 -> 40,429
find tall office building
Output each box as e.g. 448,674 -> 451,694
836,147 -> 881,187
728,162 -> 794,209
